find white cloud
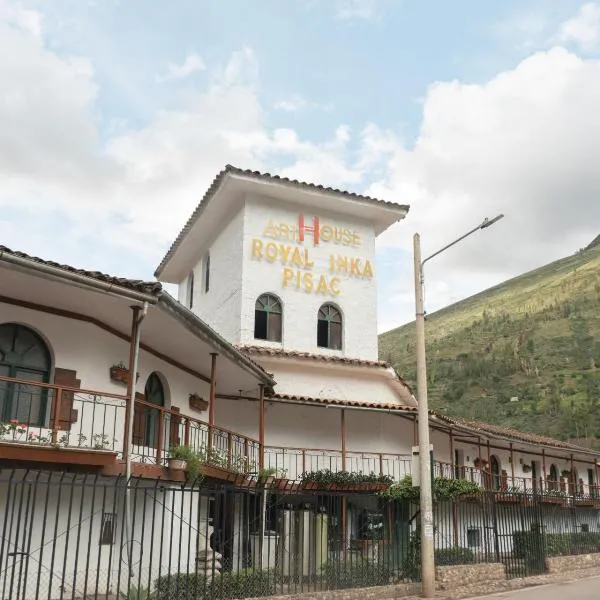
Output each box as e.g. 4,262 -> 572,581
334,0 -> 392,21
555,2 -> 600,52
157,52 -> 205,82
273,95 -> 332,112
0,0 -> 43,40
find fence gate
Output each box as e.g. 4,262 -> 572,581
495,500 -> 548,579
0,477 -> 36,600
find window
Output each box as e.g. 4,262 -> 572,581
203,252 -> 210,293
317,304 -> 342,350
254,294 -> 282,342
187,272 -> 194,309
467,528 -> 481,548
581,524 -> 590,533
0,323 -> 51,426
99,513 -> 116,545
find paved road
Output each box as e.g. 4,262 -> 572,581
471,576 -> 600,599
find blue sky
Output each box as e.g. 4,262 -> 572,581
2,0 -> 600,333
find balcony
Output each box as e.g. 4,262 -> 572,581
0,374 -> 259,481
1,374 -> 598,500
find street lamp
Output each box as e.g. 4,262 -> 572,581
413,214 -> 504,598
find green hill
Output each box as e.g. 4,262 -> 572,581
379,242 -> 600,449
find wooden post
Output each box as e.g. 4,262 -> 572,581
570,454 -> 575,495
156,411 -> 164,465
208,353 -> 218,449
510,443 -> 515,486
123,306 -> 142,460
184,418 -> 190,447
50,387 -> 63,444
259,384 -> 265,470
542,449 -> 547,491
413,416 -> 418,445
487,440 -> 492,489
449,429 -> 455,478
341,409 -> 347,471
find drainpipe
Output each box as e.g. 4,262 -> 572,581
123,302 -> 148,578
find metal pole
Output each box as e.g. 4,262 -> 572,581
413,233 -> 435,598
124,302 -> 148,578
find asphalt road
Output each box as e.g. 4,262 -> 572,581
471,577 -> 600,599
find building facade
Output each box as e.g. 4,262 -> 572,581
0,167 -> 599,599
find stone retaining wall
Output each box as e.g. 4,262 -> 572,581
264,583 -> 419,600
546,552 -> 600,573
435,562 -> 506,590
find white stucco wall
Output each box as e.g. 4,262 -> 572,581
239,195 -> 379,360
181,205 -> 246,344
263,360 -> 408,405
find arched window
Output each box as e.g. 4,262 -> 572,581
548,464 -> 559,490
490,455 -> 501,491
254,294 -> 282,342
317,303 -> 342,350
0,323 -> 51,426
141,372 -> 165,447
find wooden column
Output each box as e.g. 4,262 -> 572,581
413,415 -> 418,445
542,449 -> 547,490
208,352 -> 218,449
449,429 -> 455,478
509,443 -> 515,486
341,409 -> 347,471
259,384 -> 265,469
570,454 -> 575,495
123,306 -> 142,460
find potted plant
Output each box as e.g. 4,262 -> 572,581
109,362 -> 139,385
257,467 -> 277,486
168,445 -> 205,483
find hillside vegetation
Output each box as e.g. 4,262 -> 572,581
379,242 -> 600,449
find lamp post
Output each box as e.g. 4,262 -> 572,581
413,214 -> 504,598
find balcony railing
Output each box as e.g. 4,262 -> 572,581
0,375 -> 260,475
1,375 -> 598,496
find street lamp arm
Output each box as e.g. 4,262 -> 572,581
420,214 -> 504,277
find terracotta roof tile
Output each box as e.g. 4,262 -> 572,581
238,345 -> 390,368
272,393 -> 417,411
0,245 -> 162,295
438,415 -> 597,454
155,165 -> 409,277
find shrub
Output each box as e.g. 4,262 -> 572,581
513,531 -> 600,560
434,547 -> 476,566
321,559 -> 393,589
155,569 -> 277,600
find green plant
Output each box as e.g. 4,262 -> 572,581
434,547 -> 476,566
155,569 -> 277,599
119,584 -> 155,600
168,445 -> 204,483
380,475 -> 482,502
300,470 -> 393,487
321,559 -> 393,589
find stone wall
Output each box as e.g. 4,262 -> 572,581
546,552 -> 600,573
435,563 -> 506,590
264,583 -> 419,600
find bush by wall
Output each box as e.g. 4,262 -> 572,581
155,569 -> 277,599
513,531 -> 600,559
434,547 -> 476,566
321,559 -> 394,589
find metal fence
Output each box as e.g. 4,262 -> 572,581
1,470 -> 599,599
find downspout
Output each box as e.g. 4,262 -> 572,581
124,302 -> 148,578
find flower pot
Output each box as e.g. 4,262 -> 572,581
169,458 -> 187,471
109,366 -> 139,386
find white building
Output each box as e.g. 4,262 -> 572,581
1,167 -> 599,598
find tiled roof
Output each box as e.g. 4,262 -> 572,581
238,345 -> 390,368
0,245 -> 162,295
155,164 -> 409,277
272,393 -> 417,412
438,415 -> 597,454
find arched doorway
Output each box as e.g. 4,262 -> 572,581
490,455 -> 501,490
0,323 -> 51,426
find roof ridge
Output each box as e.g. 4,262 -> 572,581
155,165 -> 409,277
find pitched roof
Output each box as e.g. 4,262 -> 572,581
155,164 -> 410,277
239,345 -> 390,368
438,414 -> 597,455
0,245 -> 162,296
272,393 -> 417,412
